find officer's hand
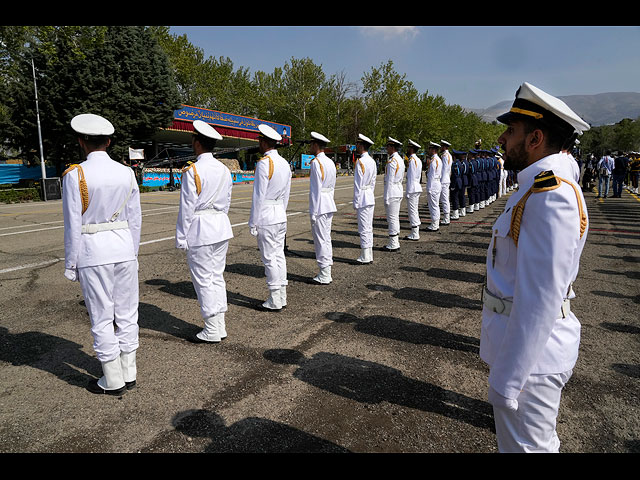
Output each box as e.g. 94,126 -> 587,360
64,268 -> 78,282
488,386 -> 519,411
176,240 -> 189,251
250,226 -> 258,237
310,215 -> 317,226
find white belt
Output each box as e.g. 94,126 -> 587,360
194,208 -> 224,215
263,199 -> 284,205
482,286 -> 571,318
361,185 -> 374,190
321,187 -> 334,193
81,220 -> 129,234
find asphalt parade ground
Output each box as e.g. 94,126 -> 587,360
0,174 -> 638,453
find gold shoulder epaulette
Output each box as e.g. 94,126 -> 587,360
258,155 -> 274,180
62,164 -> 79,177
532,170 -> 561,192
181,162 -> 201,195
510,173 -> 587,246
311,156 -> 324,181
62,164 -> 89,214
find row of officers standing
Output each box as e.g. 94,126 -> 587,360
62,79 -> 588,454
61,115 -> 512,394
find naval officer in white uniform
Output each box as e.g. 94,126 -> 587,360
307,131 -> 337,284
249,124 -> 292,310
176,120 -> 233,343
439,140 -> 453,225
425,142 -> 443,232
63,113 -> 142,395
404,140 -> 423,241
383,137 -> 405,251
481,82 -> 590,452
353,134 -> 377,264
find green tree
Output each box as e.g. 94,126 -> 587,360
4,26 -> 180,172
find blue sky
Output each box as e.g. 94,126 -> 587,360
169,26 -> 640,110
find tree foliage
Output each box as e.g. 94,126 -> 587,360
1,26 -> 180,171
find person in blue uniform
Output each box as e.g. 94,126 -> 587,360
449,150 -> 466,220
467,149 -> 479,212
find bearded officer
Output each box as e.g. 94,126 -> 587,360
63,113 -> 142,395
176,120 -> 233,343
404,139 -> 423,240
425,142 -> 442,232
439,140 -> 453,225
383,137 -> 405,251
481,81 -> 590,453
307,131 -> 337,284
249,124 -> 292,310
353,134 -> 377,263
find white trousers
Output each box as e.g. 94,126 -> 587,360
356,205 -> 374,248
78,260 -> 139,363
406,193 -> 421,227
499,171 -> 507,197
384,197 -> 402,236
492,370 -> 573,453
257,222 -> 288,291
311,213 -> 334,269
427,188 -> 441,226
186,241 -> 229,319
439,183 -> 450,216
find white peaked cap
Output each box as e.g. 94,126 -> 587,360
311,131 -> 330,143
71,113 -> 114,136
497,82 -> 590,134
429,141 -> 441,148
387,136 -> 402,146
357,133 -> 374,145
440,140 -> 451,146
193,120 -> 223,141
258,124 -> 282,142
408,139 -> 421,149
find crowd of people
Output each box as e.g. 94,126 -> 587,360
579,150 -> 640,197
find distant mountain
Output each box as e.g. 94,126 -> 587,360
470,92 -> 640,127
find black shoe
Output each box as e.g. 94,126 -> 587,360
87,379 -> 126,396
125,380 -> 136,390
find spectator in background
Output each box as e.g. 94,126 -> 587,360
628,154 -> 640,195
597,151 -> 614,198
611,153 -> 629,198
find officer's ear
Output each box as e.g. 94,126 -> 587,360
527,128 -> 545,152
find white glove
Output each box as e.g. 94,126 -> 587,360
64,267 -> 78,282
250,226 -> 258,237
310,215 -> 317,227
488,386 -> 519,411
176,240 -> 189,251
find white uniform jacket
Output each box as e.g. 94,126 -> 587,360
249,149 -> 292,227
176,153 -> 234,249
353,152 -> 377,209
63,151 -> 141,270
440,150 -> 453,185
481,153 -> 589,400
426,154 -> 443,191
383,152 -> 405,202
309,151 -> 337,217
405,154 -> 423,195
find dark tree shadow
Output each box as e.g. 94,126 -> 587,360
263,349 -> 494,431
325,311 -> 479,354
170,409 -> 351,453
611,364 -> 640,379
